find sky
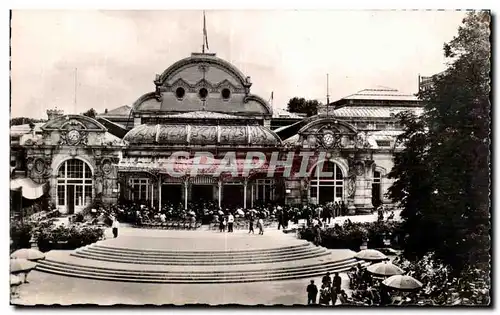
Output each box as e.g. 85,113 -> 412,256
10,10 -> 466,119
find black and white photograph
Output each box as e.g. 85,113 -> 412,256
8,8 -> 491,306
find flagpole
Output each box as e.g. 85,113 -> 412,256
202,11 -> 205,53
74,68 -> 78,114
326,74 -> 330,116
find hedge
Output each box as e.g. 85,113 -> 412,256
37,224 -> 104,252
298,220 -> 404,251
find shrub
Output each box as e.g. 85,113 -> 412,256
10,220 -> 34,252
298,221 -> 403,251
37,224 -> 104,252
74,213 -> 84,223
391,253 -> 490,305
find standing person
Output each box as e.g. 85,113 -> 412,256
227,212 -> 234,233
378,206 -> 384,221
277,210 -> 283,230
219,216 -> 226,232
112,216 -> 120,238
307,280 -> 318,305
319,283 -> 331,305
248,213 -> 255,234
333,272 -> 342,293
283,209 -> 289,229
314,224 -> 322,246
341,201 -> 347,216
330,285 -> 338,306
322,272 -> 332,287
380,286 -> 391,306
326,205 -> 332,224
334,201 -> 340,217
331,272 -> 341,305
258,217 -> 264,235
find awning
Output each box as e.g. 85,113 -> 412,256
10,178 -> 46,200
118,156 -> 285,177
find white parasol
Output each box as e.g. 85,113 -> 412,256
367,261 -> 404,277
382,275 -> 423,291
354,249 -> 388,261
10,258 -> 37,274
11,248 -> 45,261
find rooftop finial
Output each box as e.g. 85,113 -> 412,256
202,11 -> 209,54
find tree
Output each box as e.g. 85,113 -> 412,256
82,108 -> 97,118
387,111 -> 436,261
287,97 -> 321,117
10,117 -> 44,126
388,11 -> 490,274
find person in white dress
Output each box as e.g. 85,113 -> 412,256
112,217 -> 120,238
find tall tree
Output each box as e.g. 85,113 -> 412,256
287,97 -> 321,117
388,11 -> 490,273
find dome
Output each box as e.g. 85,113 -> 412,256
132,53 -> 272,116
158,53 -> 250,89
123,124 -> 281,147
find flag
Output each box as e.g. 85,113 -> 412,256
270,91 -> 274,103
203,11 -> 209,51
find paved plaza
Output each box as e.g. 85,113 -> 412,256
13,227 -> 355,305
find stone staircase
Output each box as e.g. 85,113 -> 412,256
35,230 -> 368,284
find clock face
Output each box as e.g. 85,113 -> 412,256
66,130 -> 81,145
102,161 -> 112,174
322,133 -> 335,147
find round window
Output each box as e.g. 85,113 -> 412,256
175,87 -> 185,99
221,88 -> 231,100
199,88 -> 208,99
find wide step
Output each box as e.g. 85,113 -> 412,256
72,246 -> 329,265
35,229 -> 362,284
36,258 -> 368,284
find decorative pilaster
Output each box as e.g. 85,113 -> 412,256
353,158 -> 375,214
346,156 -> 357,215
218,180 -> 222,209
243,179 -> 248,209
183,178 -> 189,210
158,177 -> 162,210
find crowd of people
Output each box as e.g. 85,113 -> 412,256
307,271 -> 345,305
92,199 -> 357,230
81,199 -> 395,242
306,262 -> 417,306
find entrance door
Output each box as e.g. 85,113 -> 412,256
222,185 -> 244,209
192,185 -> 213,203
162,184 -> 182,207
372,183 -> 381,208
67,185 -> 75,214
318,186 -> 335,204
372,171 -> 382,209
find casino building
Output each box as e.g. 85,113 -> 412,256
11,52 -> 422,214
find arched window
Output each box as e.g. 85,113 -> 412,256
310,161 -> 344,204
57,159 -> 93,214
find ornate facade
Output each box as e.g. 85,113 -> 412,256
11,52 -> 422,214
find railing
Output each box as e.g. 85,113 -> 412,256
210,219 -> 276,231
137,220 -> 202,230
